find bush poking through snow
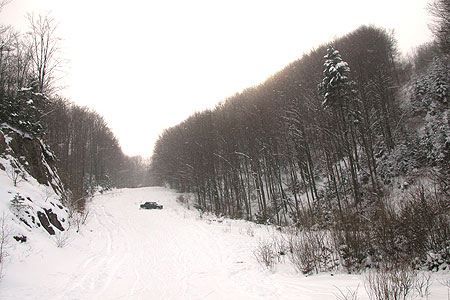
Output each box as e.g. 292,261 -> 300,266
334,285 -> 360,300
245,223 -> 255,237
364,265 -> 417,300
65,193 -> 91,233
247,182 -> 450,274
69,209 -> 90,233
331,208 -> 371,273
253,239 -> 278,269
270,232 -> 288,262
53,231 -> 70,248
438,278 -> 450,300
288,230 -> 339,275
414,272 -> 432,299
6,162 -> 26,187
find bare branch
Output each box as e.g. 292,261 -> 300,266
26,13 -> 64,94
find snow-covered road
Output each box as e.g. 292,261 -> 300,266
2,187 -> 448,300
57,187 -> 293,300
61,187 -> 266,300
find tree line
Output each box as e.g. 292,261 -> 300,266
152,25 -> 401,222
151,1 -> 449,269
151,19 -> 448,227
0,8 -> 149,210
45,98 -> 152,202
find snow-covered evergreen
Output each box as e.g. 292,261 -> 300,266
319,46 -> 355,108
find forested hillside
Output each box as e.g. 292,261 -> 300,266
151,25 -> 443,220
0,13 -> 149,211
151,18 -> 449,270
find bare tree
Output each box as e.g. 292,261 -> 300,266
26,13 -> 63,94
428,0 -> 450,53
6,162 -> 25,187
0,25 -> 18,94
12,32 -> 31,91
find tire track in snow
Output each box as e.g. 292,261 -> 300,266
55,207 -> 112,300
58,188 -> 294,300
109,206 -> 142,300
91,205 -> 125,300
121,219 -> 141,300
56,201 -> 130,300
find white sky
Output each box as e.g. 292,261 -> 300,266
2,0 -> 432,157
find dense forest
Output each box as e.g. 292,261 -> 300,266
151,2 -> 449,271
0,11 -> 149,210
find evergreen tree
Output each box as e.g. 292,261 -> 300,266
319,46 -> 361,207
319,46 -> 354,109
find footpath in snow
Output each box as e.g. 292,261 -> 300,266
1,187 -> 448,300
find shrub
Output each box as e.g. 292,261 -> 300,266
53,231 -> 70,248
68,208 -> 90,233
10,193 -> 30,215
253,239 -> 278,269
334,285 -> 360,300
288,230 -> 338,275
286,180 -> 450,272
331,209 -> 371,272
414,272 -> 432,299
6,162 -> 25,187
398,185 -> 450,270
364,265 -> 417,300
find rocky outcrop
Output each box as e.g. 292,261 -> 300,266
37,211 -> 56,235
0,125 -> 64,195
1,124 -> 68,237
44,208 -> 64,232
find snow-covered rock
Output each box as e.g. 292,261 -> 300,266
0,124 -> 68,242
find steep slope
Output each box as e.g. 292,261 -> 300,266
0,124 -> 68,262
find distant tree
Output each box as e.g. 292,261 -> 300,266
120,155 -> 150,188
43,99 -> 129,207
410,42 -> 440,73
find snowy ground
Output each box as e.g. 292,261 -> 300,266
1,187 -> 448,300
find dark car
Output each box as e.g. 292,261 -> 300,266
140,201 -> 163,209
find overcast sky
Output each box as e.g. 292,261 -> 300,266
2,0 -> 432,157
